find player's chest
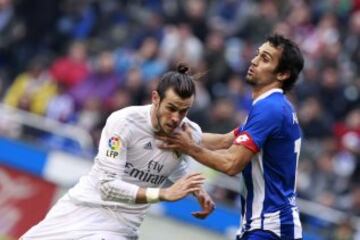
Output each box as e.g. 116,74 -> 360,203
126,136 -> 182,175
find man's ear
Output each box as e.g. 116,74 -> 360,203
152,90 -> 160,106
277,71 -> 290,83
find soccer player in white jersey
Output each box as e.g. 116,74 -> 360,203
158,34 -> 305,240
21,63 -> 215,240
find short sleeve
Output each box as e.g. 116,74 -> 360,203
235,102 -> 282,152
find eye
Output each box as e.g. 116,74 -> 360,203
167,106 -> 176,112
261,54 -> 270,63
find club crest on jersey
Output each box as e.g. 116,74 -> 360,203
107,135 -> 121,158
108,136 -> 121,150
235,134 -> 249,144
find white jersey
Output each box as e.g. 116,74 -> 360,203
22,105 -> 202,240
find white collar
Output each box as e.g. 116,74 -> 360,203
252,88 -> 283,105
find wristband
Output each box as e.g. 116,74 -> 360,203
146,188 -> 160,203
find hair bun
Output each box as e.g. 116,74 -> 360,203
176,63 -> 189,74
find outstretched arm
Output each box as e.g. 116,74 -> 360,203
201,131 -> 235,150
100,173 -> 205,204
158,127 -> 255,176
135,173 -> 205,203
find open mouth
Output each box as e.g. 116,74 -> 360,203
247,68 -> 254,75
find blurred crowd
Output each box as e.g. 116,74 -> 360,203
0,0 -> 360,238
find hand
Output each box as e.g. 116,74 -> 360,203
192,189 -> 215,219
160,173 -> 205,202
157,123 -> 196,154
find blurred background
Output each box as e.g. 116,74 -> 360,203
0,0 -> 360,239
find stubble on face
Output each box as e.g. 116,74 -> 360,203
244,42 -> 282,89
153,89 -> 194,136
245,74 -> 256,86
155,104 -> 170,136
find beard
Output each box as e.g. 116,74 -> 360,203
155,108 -> 170,136
245,74 -> 257,86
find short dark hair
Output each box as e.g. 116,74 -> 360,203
156,63 -> 196,100
267,34 -> 304,92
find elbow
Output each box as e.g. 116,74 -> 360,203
224,168 -> 239,176
223,160 -> 242,176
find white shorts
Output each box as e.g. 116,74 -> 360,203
21,195 -> 139,240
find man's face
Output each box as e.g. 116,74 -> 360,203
152,88 -> 194,135
245,41 -> 283,87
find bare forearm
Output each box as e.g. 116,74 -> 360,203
201,132 -> 234,150
187,144 -> 236,175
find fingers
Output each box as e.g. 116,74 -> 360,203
155,134 -> 180,142
155,135 -> 171,142
186,187 -> 203,193
207,201 -> 215,212
181,123 -> 193,134
192,211 -> 208,219
185,172 -> 204,179
156,132 -> 183,143
156,136 -> 179,150
181,123 -> 187,131
183,173 -> 205,189
192,207 -> 213,219
158,142 -> 175,150
188,179 -> 205,184
201,199 -> 215,211
184,124 -> 193,137
186,177 -> 205,188
192,201 -> 215,219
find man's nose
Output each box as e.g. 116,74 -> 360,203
251,56 -> 259,66
171,112 -> 180,123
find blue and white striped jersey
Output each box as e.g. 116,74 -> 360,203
234,89 -> 302,239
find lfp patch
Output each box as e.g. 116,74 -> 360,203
108,136 -> 121,151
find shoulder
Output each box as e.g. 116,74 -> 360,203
183,117 -> 202,134
253,94 -> 285,115
107,105 -> 150,127
183,118 -> 202,143
247,93 -> 286,126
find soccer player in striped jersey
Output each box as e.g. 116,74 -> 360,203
158,34 -> 304,240
21,63 -> 214,240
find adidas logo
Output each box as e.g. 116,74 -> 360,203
144,141 -> 152,150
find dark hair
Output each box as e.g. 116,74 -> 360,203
156,63 -> 196,100
267,34 -> 304,92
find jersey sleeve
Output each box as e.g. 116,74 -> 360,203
234,102 -> 282,153
97,112 -> 132,171
97,112 -> 139,203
